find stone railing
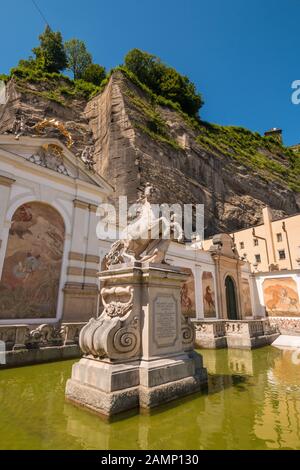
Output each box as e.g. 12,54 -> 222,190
0,322 -> 86,351
193,319 -> 227,349
268,317 -> 300,335
193,318 -> 279,349
224,320 -> 265,338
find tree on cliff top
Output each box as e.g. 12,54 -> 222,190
33,26 -> 67,73
65,39 -> 92,79
82,63 -> 106,86
124,49 -> 203,117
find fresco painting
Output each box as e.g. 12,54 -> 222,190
242,279 -> 252,317
263,277 -> 300,317
180,267 -> 196,317
0,203 -> 65,319
203,271 -> 216,318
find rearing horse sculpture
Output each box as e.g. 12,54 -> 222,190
103,184 -> 184,269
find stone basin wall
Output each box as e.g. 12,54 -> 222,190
193,319 -> 279,350
0,322 -> 86,368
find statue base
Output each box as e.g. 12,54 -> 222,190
66,353 -> 207,417
65,264 -> 208,417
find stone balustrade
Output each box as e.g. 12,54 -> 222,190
193,319 -> 279,350
193,320 -> 227,349
0,322 -> 86,351
0,322 -> 87,368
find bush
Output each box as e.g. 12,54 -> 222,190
33,26 -> 67,73
82,63 -> 106,86
65,39 -> 92,79
124,49 -> 203,117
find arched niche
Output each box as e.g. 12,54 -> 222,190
225,275 -> 238,320
180,267 -> 196,317
202,271 -> 217,318
0,202 -> 65,320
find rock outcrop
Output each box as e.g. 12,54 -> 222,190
86,71 -> 299,235
1,71 -> 299,236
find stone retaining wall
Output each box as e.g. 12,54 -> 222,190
0,322 -> 86,368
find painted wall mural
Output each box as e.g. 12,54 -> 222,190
0,202 -> 65,319
263,277 -> 300,317
242,279 -> 252,317
180,267 -> 196,317
203,271 -> 216,318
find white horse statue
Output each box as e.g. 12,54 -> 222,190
103,183 -> 184,269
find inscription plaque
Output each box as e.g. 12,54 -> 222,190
154,295 -> 177,347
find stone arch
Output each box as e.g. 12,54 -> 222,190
0,202 -> 65,320
180,267 -> 196,317
6,196 -> 72,237
225,275 -> 238,320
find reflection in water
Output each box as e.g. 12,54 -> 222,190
0,347 -> 299,450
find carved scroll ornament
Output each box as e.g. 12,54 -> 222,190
79,286 -> 140,360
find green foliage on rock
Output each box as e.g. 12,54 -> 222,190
124,88 -> 181,150
9,63 -> 100,104
124,49 -> 203,117
5,28 -> 106,102
82,64 -> 107,86
65,39 -> 92,79
33,26 -> 67,73
195,123 -> 300,191
0,74 -> 9,83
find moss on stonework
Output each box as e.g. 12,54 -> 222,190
124,88 -> 182,150
195,123 -> 300,191
134,123 -> 181,150
8,66 -> 102,103
2,64 -> 299,192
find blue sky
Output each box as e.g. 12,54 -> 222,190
1,0 -> 299,145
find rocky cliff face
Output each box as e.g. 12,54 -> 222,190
0,76 -> 92,156
1,71 -> 299,236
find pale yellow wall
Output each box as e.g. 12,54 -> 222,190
203,209 -> 300,273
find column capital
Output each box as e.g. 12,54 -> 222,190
0,175 -> 15,187
73,199 -> 89,210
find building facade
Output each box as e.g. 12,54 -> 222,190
0,134 -> 112,325
229,206 -> 300,272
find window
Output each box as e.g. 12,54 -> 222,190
278,250 -> 286,260
276,233 -> 283,242
255,254 -> 261,263
253,238 -> 259,246
240,242 -> 244,249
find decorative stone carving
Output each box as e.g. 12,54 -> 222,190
181,315 -> 195,351
80,145 -> 96,171
101,286 -> 133,318
103,183 -> 184,269
79,286 -> 140,360
28,144 -> 71,176
60,323 -> 86,345
7,113 -> 28,139
26,324 -> 63,348
66,182 -> 207,417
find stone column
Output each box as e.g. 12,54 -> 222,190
195,266 -> 204,320
62,200 -> 99,322
0,175 -> 15,277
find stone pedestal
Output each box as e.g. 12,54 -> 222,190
65,263 -> 207,417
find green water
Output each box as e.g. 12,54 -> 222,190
0,347 -> 300,450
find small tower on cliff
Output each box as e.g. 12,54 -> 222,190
264,127 -> 282,144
